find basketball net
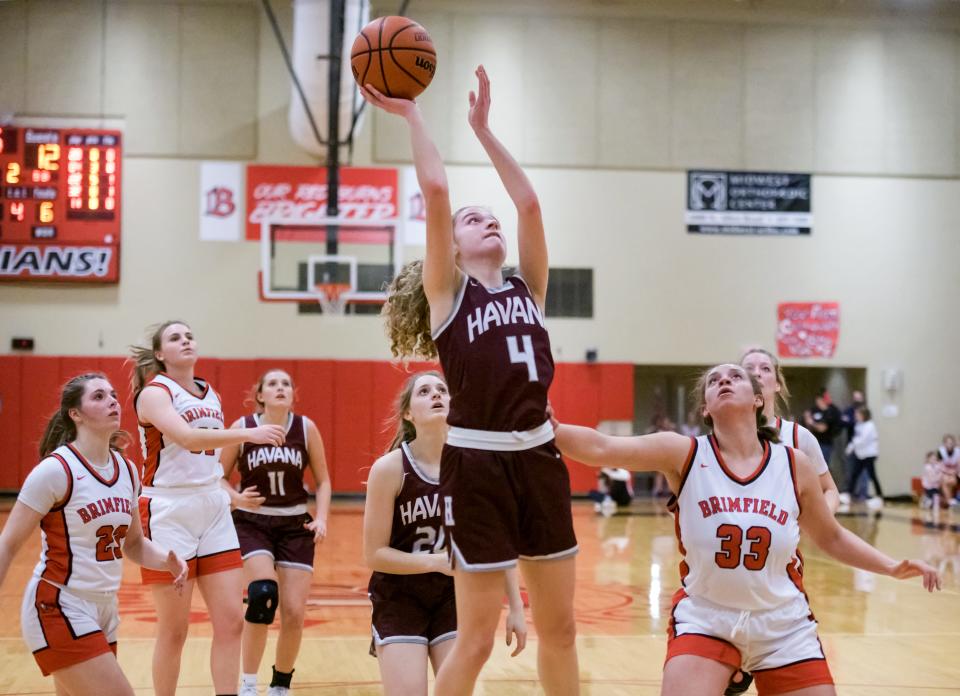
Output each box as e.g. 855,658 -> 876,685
316,282 -> 351,315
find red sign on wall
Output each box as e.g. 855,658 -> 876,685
777,302 -> 840,358
0,126 -> 122,283
245,165 -> 398,240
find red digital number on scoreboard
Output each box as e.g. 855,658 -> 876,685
0,126 -> 122,283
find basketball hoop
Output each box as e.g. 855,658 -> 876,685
316,282 -> 351,315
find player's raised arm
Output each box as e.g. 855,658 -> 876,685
468,65 -> 548,307
556,424 -> 692,482
359,86 -> 458,325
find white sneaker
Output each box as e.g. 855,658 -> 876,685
267,687 -> 290,696
239,683 -> 260,696
867,496 -> 884,511
600,497 -> 617,518
838,492 -> 851,506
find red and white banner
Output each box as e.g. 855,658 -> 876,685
246,165 -> 398,240
777,302 -> 840,358
200,162 -> 244,241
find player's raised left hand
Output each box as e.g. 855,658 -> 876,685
467,64 -> 491,133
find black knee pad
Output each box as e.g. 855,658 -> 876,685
245,579 -> 279,624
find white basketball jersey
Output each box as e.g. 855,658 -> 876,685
674,435 -> 804,611
33,444 -> 138,594
938,446 -> 960,475
137,374 -> 225,488
775,417 -> 800,448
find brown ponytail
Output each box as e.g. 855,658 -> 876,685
128,320 -> 188,396
692,366 -> 781,444
39,373 -> 131,458
381,261 -> 436,360
384,370 -> 444,453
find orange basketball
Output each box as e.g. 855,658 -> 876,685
351,16 -> 436,100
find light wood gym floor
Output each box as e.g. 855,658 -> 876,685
1,500 -> 958,695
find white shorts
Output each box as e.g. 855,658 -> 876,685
138,485 -> 242,584
667,590 -> 833,694
21,577 -> 119,676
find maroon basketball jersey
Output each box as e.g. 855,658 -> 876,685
433,274 -> 554,431
386,441 -> 445,555
237,413 -> 309,507
369,442 -> 450,592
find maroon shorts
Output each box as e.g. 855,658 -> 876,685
368,572 -> 456,654
440,440 -> 578,572
232,510 -> 315,571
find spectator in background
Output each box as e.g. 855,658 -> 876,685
843,407 -> 883,509
920,451 -> 942,510
841,390 -> 869,500
938,435 -> 959,506
588,468 -> 634,517
804,388 -> 842,477
680,409 -> 702,438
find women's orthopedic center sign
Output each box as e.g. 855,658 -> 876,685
777,302 -> 840,358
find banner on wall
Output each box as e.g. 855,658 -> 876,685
402,166 -> 426,246
245,166 -> 398,240
686,170 -> 812,235
777,302 -> 840,358
200,162 -> 244,241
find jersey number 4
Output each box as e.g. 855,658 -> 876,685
507,335 -> 538,382
714,524 -> 771,571
95,524 -> 129,562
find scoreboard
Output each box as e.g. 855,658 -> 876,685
0,126 -> 122,283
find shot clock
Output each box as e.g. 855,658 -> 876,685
0,125 -> 122,283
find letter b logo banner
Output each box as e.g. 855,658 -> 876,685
200,161 -> 243,241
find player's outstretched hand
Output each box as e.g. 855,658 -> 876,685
166,551 -> 188,594
505,601 -> 527,657
234,485 -> 266,511
249,424 -> 285,446
467,64 -> 491,132
889,559 -> 941,591
360,84 -> 417,118
304,517 -> 327,543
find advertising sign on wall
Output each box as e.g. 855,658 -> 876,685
777,302 -> 840,358
687,170 -> 812,235
245,166 -> 398,240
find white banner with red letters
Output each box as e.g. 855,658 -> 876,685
200,162 -> 244,241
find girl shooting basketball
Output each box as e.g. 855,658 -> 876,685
363,65 -> 580,695
0,373 -> 187,696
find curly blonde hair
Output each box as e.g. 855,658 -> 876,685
381,260 -> 436,359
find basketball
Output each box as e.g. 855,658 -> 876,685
350,16 -> 436,100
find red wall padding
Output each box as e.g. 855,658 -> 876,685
0,356 -> 634,494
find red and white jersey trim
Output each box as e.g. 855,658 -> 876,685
673,434 -> 803,612
33,445 -> 137,595
137,373 -> 225,488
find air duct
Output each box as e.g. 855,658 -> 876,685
288,0 -> 370,158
